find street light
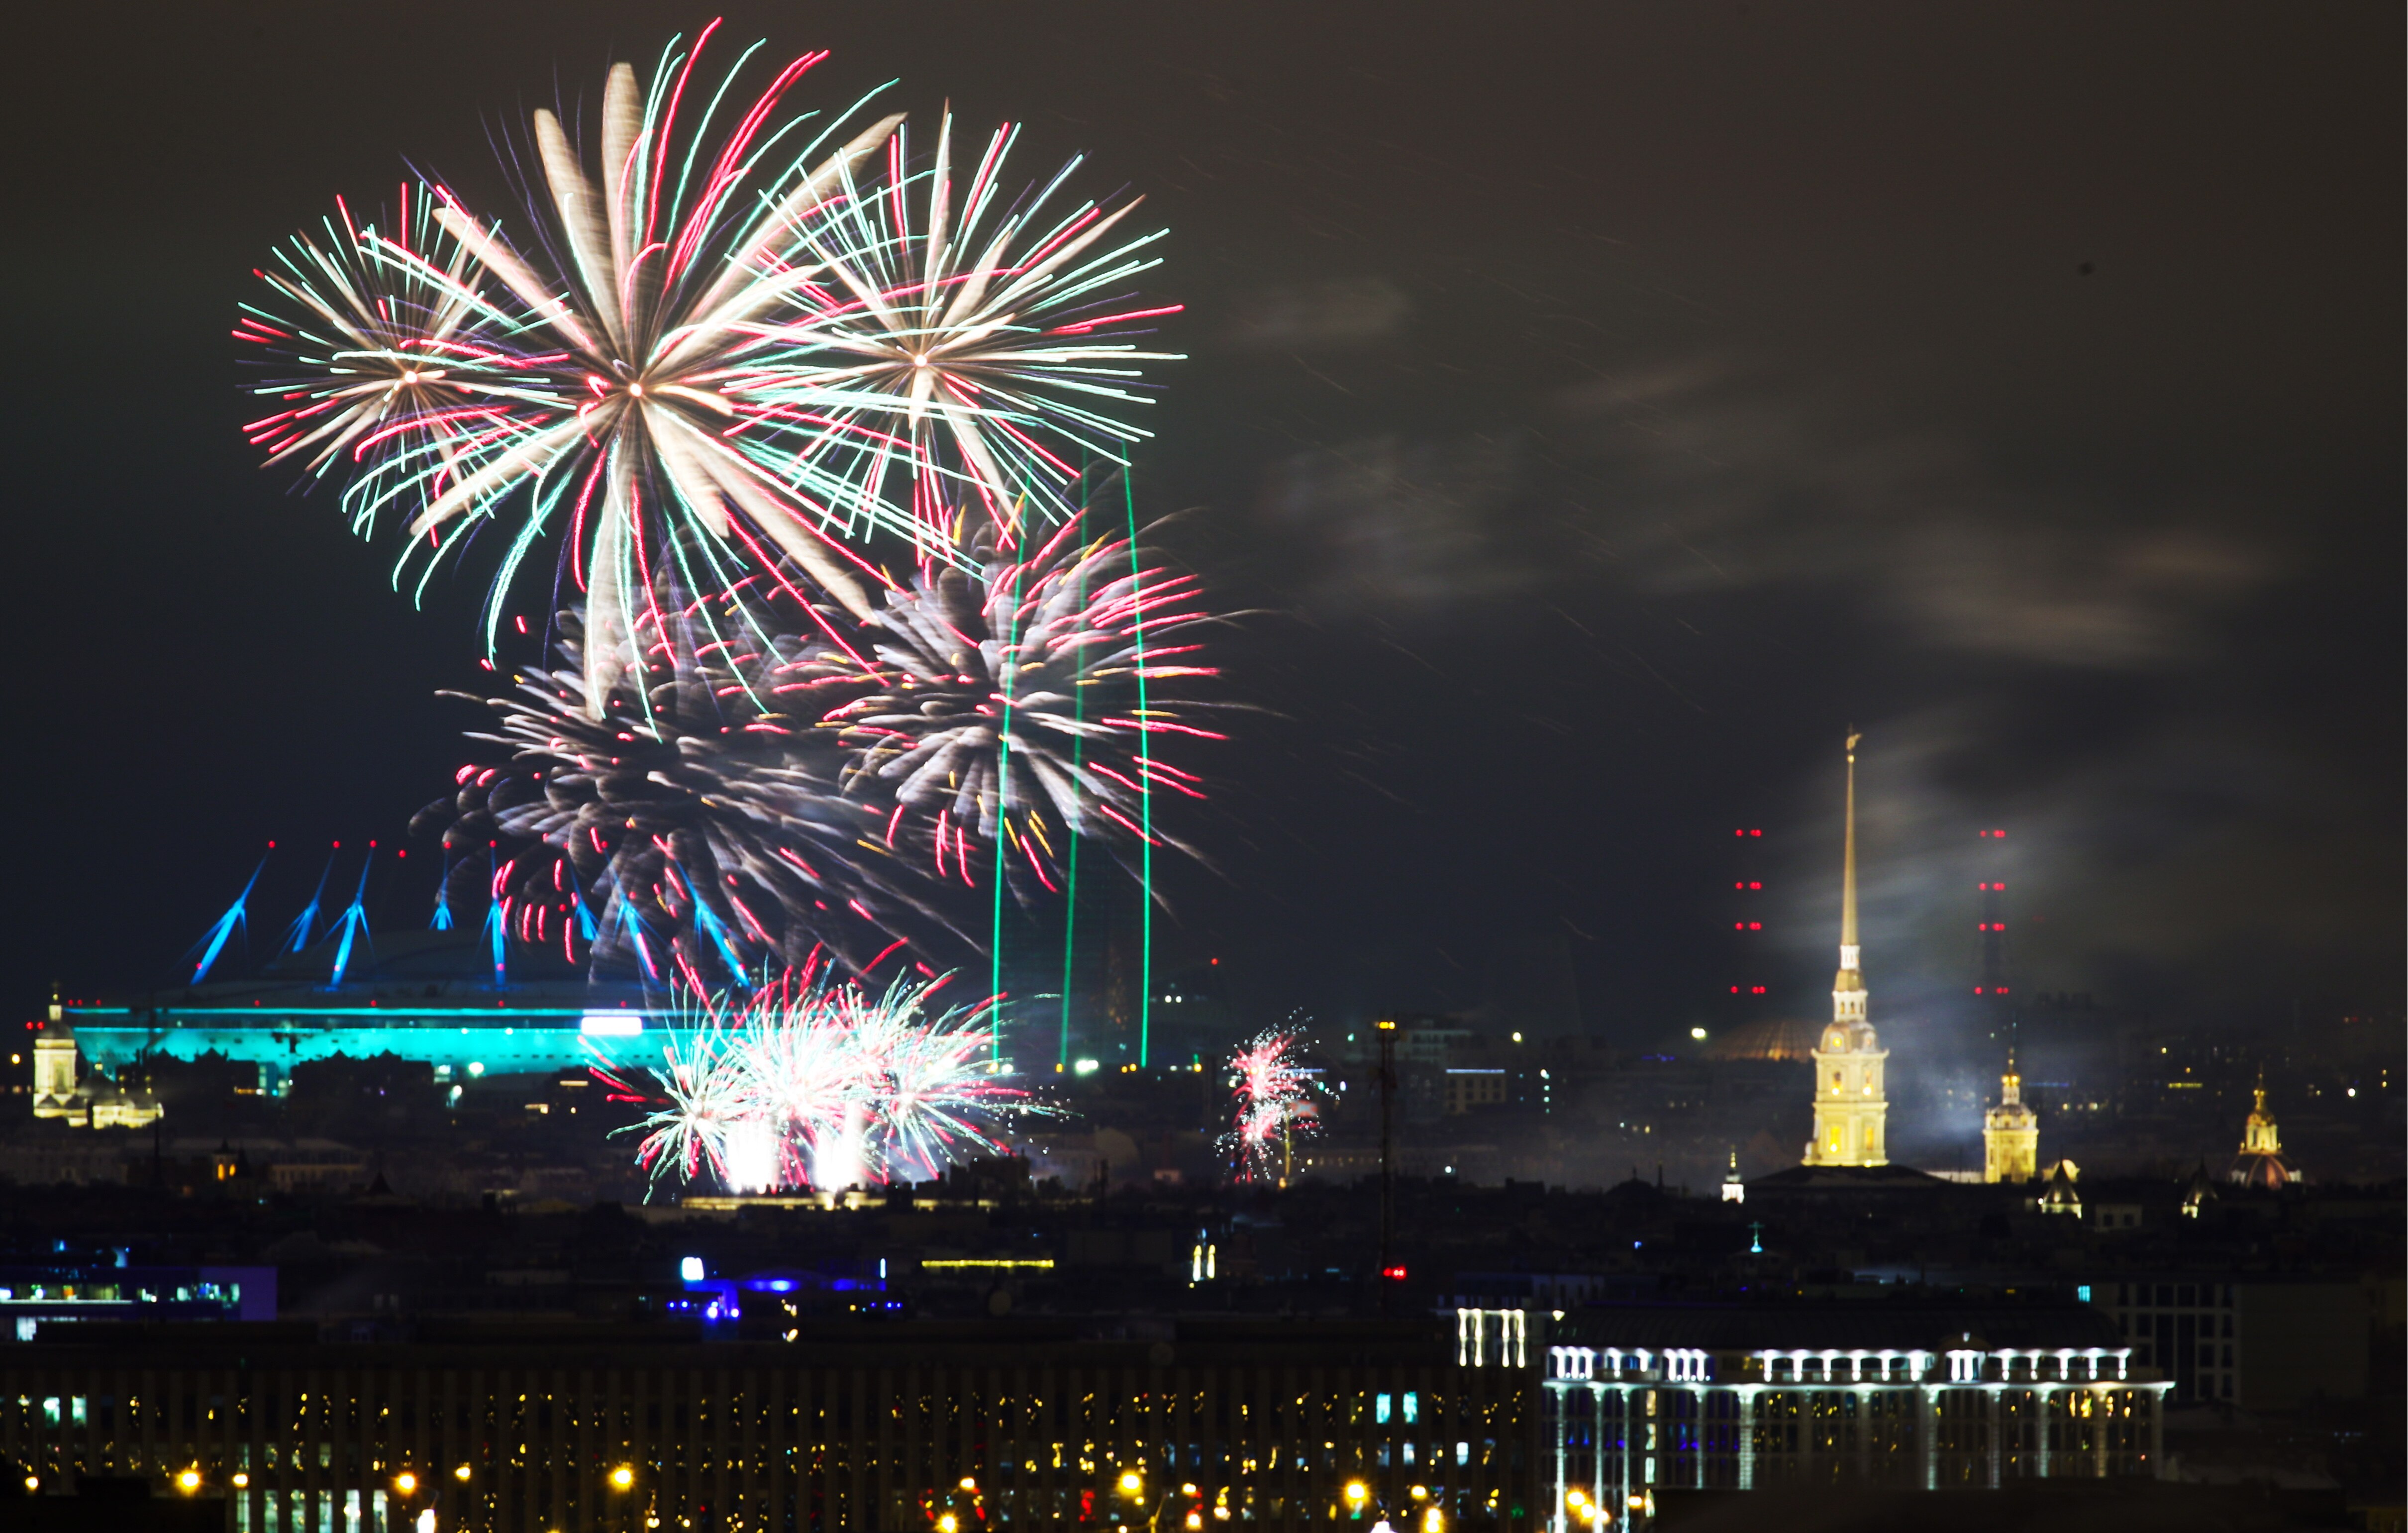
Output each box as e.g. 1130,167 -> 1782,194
1119,1472 -> 1145,1497
609,1466 -> 636,1492
453,1465 -> 472,1482
394,1472 -> 418,1497
1343,1480 -> 1369,1511
176,1470 -> 202,1494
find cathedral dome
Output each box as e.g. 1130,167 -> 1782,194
1704,1018 -> 1820,1063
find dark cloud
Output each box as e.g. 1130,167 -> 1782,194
1223,278 -> 1413,350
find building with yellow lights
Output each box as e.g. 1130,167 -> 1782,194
0,1319 -> 1540,1532
1983,1052 -> 2040,1184
2228,1075 -> 2301,1189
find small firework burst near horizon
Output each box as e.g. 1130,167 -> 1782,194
592,965 -> 1052,1196
1219,1029 -> 1318,1183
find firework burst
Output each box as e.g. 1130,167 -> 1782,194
798,512 -> 1228,899
1219,1029 -> 1317,1183
307,31 -> 909,710
595,965 -> 1046,1195
243,29 -> 1182,719
759,109 -> 1183,556
417,582 -> 966,985
239,185 -> 496,517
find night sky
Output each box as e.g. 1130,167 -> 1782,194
6,3 -> 2399,1050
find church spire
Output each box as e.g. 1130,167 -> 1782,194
1837,732 -> 1863,989
1806,730 -> 1887,1167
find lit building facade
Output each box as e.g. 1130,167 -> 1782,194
1804,735 -> 1887,1168
1542,1339 -> 2169,1520
1538,1303 -> 2171,1524
29,1013 -> 163,1130
0,1322 -> 1541,1532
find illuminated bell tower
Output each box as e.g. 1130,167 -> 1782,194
31,995 -> 79,1121
1983,1045 -> 2039,1183
1805,733 -> 1888,1167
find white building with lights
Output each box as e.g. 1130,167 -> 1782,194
1472,1303 -> 2176,1527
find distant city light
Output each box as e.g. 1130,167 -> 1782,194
1690,1028 -> 1708,1040
1074,1058 -> 1101,1076
679,1257 -> 705,1283
466,1062 -> 484,1077
579,1012 -> 645,1037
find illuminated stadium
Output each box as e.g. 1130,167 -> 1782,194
59,856 -> 657,1087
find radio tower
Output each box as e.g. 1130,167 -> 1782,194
1722,822 -> 1771,1026
1974,827 -> 2012,1049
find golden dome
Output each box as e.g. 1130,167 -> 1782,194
1817,1019 -> 1879,1055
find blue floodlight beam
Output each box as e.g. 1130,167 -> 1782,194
674,867 -> 750,987
483,850 -> 507,990
615,895 -> 660,983
282,850 -> 337,956
325,852 -> 375,990
430,854 -> 455,931
187,852 -> 270,984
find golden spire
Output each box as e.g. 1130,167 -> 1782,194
1841,732 -> 1859,948
1836,732 -> 1863,991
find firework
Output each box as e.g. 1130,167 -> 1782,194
611,1011 -> 752,1188
342,32 -> 909,709
244,30 -> 1183,719
758,110 -> 1183,556
238,185 -> 496,521
797,512 -> 1228,899
1220,1030 -> 1317,1183
417,594 -> 966,985
597,966 -> 1045,1195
